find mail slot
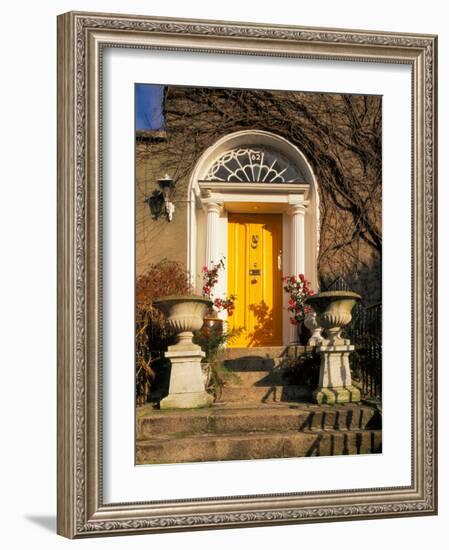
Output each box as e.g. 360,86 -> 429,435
249,269 -> 261,276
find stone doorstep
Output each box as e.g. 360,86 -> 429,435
218,385 -> 311,403
225,370 -> 286,386
223,346 -> 313,361
136,428 -> 382,465
136,403 -> 380,440
220,348 -> 316,387
224,357 -> 282,371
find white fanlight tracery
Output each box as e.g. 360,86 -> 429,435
204,147 -> 306,184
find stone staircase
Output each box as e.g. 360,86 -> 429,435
136,346 -> 382,464
219,346 -> 310,403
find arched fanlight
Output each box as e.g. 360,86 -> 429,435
204,147 -> 304,183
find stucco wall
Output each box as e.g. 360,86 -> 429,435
136,138 -> 189,274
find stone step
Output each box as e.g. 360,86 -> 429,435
219,385 -> 310,403
225,369 -> 287,386
223,357 -> 287,386
136,428 -> 382,464
223,346 -> 310,361
222,351 -> 316,388
136,403 -> 381,440
224,357 -> 282,371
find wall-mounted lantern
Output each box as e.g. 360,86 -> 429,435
144,174 -> 176,222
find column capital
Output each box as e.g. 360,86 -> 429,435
202,198 -> 224,214
288,201 -> 309,216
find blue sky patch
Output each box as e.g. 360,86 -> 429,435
135,84 -> 165,131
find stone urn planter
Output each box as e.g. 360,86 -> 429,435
295,319 -> 312,346
202,309 -> 224,332
303,311 -> 323,346
305,291 -> 360,346
152,295 -> 213,409
153,295 -> 212,352
305,291 -> 361,405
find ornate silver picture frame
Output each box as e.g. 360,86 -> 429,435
57,11 -> 437,538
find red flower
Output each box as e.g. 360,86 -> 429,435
282,273 -> 315,323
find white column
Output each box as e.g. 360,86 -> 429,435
289,202 -> 307,276
288,202 -> 308,344
205,201 -> 222,267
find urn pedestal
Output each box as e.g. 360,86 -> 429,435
153,296 -> 213,409
306,291 -> 361,405
161,350 -> 213,409
312,342 -> 361,404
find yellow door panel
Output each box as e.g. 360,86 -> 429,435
228,213 -> 282,347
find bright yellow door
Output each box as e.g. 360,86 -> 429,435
228,213 -> 283,347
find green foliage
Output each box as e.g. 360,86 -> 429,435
193,324 -> 243,401
207,362 -> 241,401
192,323 -> 239,362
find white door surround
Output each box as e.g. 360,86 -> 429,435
187,130 -> 320,345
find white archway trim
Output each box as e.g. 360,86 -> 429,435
190,129 -> 318,184
187,130 -> 321,345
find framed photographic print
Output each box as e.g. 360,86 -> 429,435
57,11 -> 438,538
